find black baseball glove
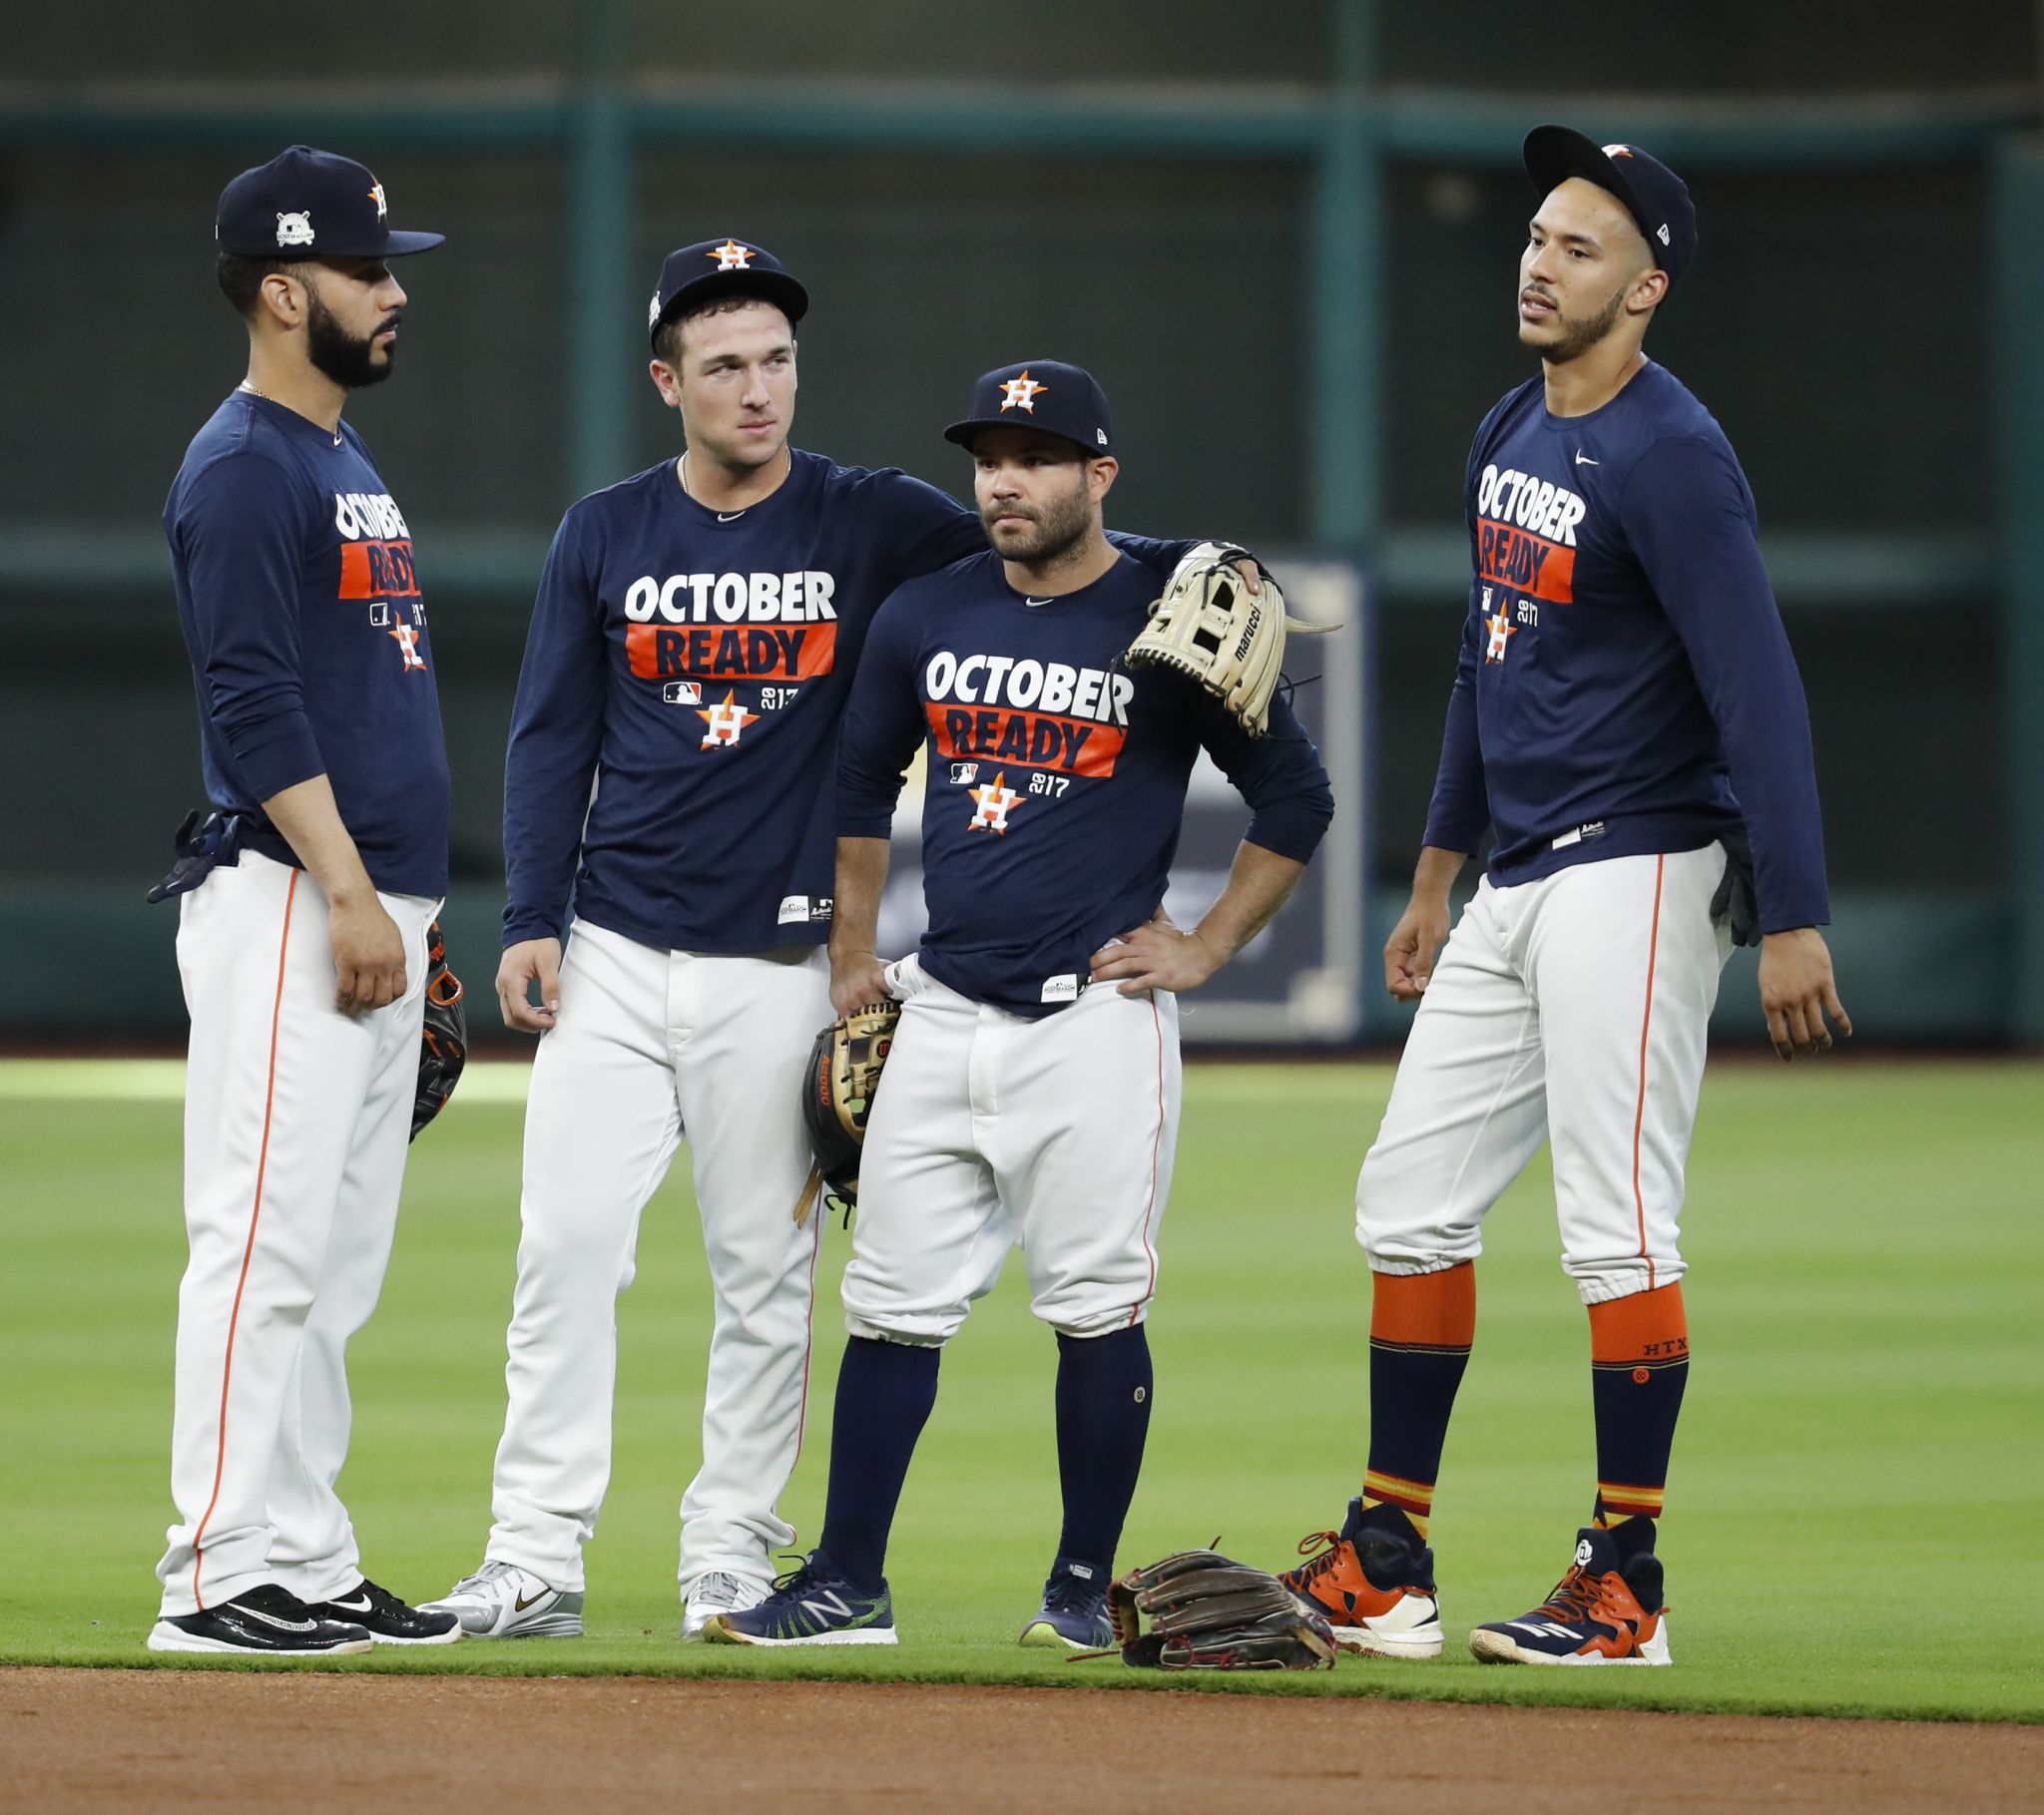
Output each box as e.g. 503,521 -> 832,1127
794,1000 -> 900,1225
410,919 -> 466,1141
1107,1550 -> 1336,1670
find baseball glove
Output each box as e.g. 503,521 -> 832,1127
793,1000 -> 901,1225
1124,544 -> 1328,737
410,919 -> 466,1141
1106,1549 -> 1337,1670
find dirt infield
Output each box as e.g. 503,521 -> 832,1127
4,1670 -> 2039,1814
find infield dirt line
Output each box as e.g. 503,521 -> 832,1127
4,1669 -> 2040,1814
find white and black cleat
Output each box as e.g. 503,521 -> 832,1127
307,1577 -> 461,1645
148,1583 -> 373,1656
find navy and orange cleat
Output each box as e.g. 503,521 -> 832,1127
1279,1498 -> 1444,1659
1470,1524 -> 1671,1666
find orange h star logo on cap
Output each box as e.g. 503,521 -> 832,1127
999,371 -> 1047,413
709,238 -> 756,270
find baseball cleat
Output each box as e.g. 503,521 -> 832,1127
306,1577 -> 461,1645
417,1560 -> 585,1639
1018,1556 -> 1114,1649
704,1553 -> 897,1646
679,1569 -> 768,1642
1469,1525 -> 1671,1666
147,1583 -> 373,1656
1280,1497 -> 1445,1659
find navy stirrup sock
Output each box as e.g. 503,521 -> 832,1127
1053,1324 -> 1154,1579
816,1336 -> 941,1594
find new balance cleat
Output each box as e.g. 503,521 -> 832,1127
705,1553 -> 897,1646
1018,1557 -> 1114,1649
679,1569 -> 767,1642
1469,1526 -> 1671,1666
147,1583 -> 373,1656
1280,1497 -> 1445,1659
307,1577 -> 460,1645
417,1560 -> 584,1639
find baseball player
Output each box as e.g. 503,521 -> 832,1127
1282,128 -> 1848,1667
420,248 -> 1245,1642
148,147 -> 459,1653
709,361 -> 1334,1648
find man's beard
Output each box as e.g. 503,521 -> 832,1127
305,287 -> 399,389
1527,281 -> 1627,365
979,477 -> 1092,565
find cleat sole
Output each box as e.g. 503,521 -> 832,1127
147,1621 -> 372,1657
704,1618 -> 896,1647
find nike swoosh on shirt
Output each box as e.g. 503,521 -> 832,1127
717,510 -> 747,522
1574,452 -> 1600,466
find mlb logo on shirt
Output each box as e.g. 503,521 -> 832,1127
949,761 -> 979,784
662,681 -> 704,705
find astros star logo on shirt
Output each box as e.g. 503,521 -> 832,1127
388,617 -> 427,672
709,238 -> 757,271
698,688 -> 761,748
968,770 -> 1023,834
1483,589 -> 1517,666
998,372 -> 1047,413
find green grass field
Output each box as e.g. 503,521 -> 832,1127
3,1058 -> 2040,1721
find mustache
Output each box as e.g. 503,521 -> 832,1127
376,310 -> 405,334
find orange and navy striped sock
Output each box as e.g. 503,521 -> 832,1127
1588,1282 -> 1689,1531
1362,1263 -> 1476,1539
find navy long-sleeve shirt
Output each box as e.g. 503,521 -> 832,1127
501,449 -> 1198,954
165,391 -> 450,896
1423,362 -> 1829,932
839,550 -> 1335,1017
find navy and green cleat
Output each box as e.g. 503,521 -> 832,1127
704,1552 -> 897,1647
1018,1556 -> 1114,1649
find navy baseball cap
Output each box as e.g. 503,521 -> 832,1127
1523,125 -> 1697,285
649,237 -> 808,346
215,146 -> 444,258
944,360 -> 1114,455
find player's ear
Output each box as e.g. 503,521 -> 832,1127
1088,455 -> 1119,504
1628,264 -> 1669,317
648,357 -> 683,411
256,269 -> 303,331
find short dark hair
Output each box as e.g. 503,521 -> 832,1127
653,293 -> 793,367
217,250 -> 312,318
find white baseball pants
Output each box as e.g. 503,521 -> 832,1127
1357,845 -> 1733,1305
842,957 -> 1182,1346
484,920 -> 829,1594
158,851 -> 440,1616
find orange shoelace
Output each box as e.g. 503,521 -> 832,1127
1288,1532 -> 1345,1585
